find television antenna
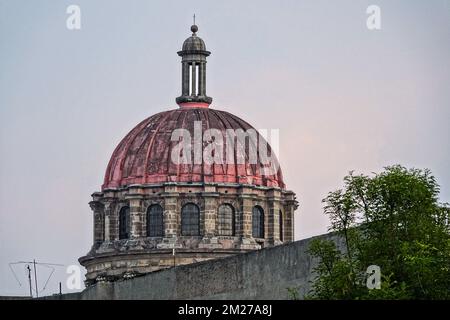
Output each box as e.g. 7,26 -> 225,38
9,260 -> 64,298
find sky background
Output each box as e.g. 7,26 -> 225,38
0,0 -> 449,296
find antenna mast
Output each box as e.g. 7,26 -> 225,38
26,265 -> 32,298
9,260 -> 64,298
33,259 -> 38,298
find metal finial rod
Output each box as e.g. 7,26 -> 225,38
193,14 -> 196,25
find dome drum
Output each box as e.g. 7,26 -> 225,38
80,182 -> 297,284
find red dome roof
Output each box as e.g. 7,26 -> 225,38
103,108 -> 285,190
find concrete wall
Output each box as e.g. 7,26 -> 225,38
48,233 -> 342,300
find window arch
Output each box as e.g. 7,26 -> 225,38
279,210 -> 283,242
119,206 -> 130,240
252,206 -> 264,238
218,204 -> 235,236
147,204 -> 164,237
181,203 -> 200,236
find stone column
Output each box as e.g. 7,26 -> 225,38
182,62 -> 189,95
191,61 -> 196,95
199,62 -> 206,96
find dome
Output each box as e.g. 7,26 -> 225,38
181,35 -> 207,52
80,23 -> 298,285
103,108 -> 285,190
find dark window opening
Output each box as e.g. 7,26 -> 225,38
119,206 -> 130,240
147,204 -> 164,237
181,203 -> 200,236
252,206 -> 264,238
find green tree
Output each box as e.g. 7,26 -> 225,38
308,165 -> 450,299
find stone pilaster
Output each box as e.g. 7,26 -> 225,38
89,201 -> 105,244
128,196 -> 144,239
202,185 -> 218,237
103,201 -> 115,241
200,185 -> 221,249
164,196 -> 178,237
157,189 -> 180,249
283,205 -> 292,242
161,184 -> 179,238
267,189 -> 282,246
283,191 -> 298,242
241,196 -> 253,238
238,190 -> 259,249
204,199 -> 215,236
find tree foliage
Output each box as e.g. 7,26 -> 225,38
307,165 -> 450,299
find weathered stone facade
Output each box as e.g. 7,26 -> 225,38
79,182 -> 297,285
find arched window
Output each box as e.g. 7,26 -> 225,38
147,204 -> 164,237
252,206 -> 264,238
181,203 -> 200,236
218,204 -> 235,236
279,210 -> 284,242
119,206 -> 130,240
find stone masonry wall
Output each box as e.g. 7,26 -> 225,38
47,233 -> 343,300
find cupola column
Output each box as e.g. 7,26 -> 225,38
182,62 -> 190,96
191,61 -> 197,95
199,62 -> 206,96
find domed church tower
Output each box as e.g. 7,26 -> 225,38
79,24 -> 298,285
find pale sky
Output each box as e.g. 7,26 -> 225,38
1,0 -> 449,296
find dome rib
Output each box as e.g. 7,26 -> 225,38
142,111 -> 173,185
212,109 -> 240,184
195,109 -> 205,182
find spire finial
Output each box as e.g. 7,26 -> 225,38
191,14 -> 198,34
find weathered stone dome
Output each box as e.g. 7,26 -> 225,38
181,34 -> 207,52
103,108 -> 285,190
79,24 -> 297,285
